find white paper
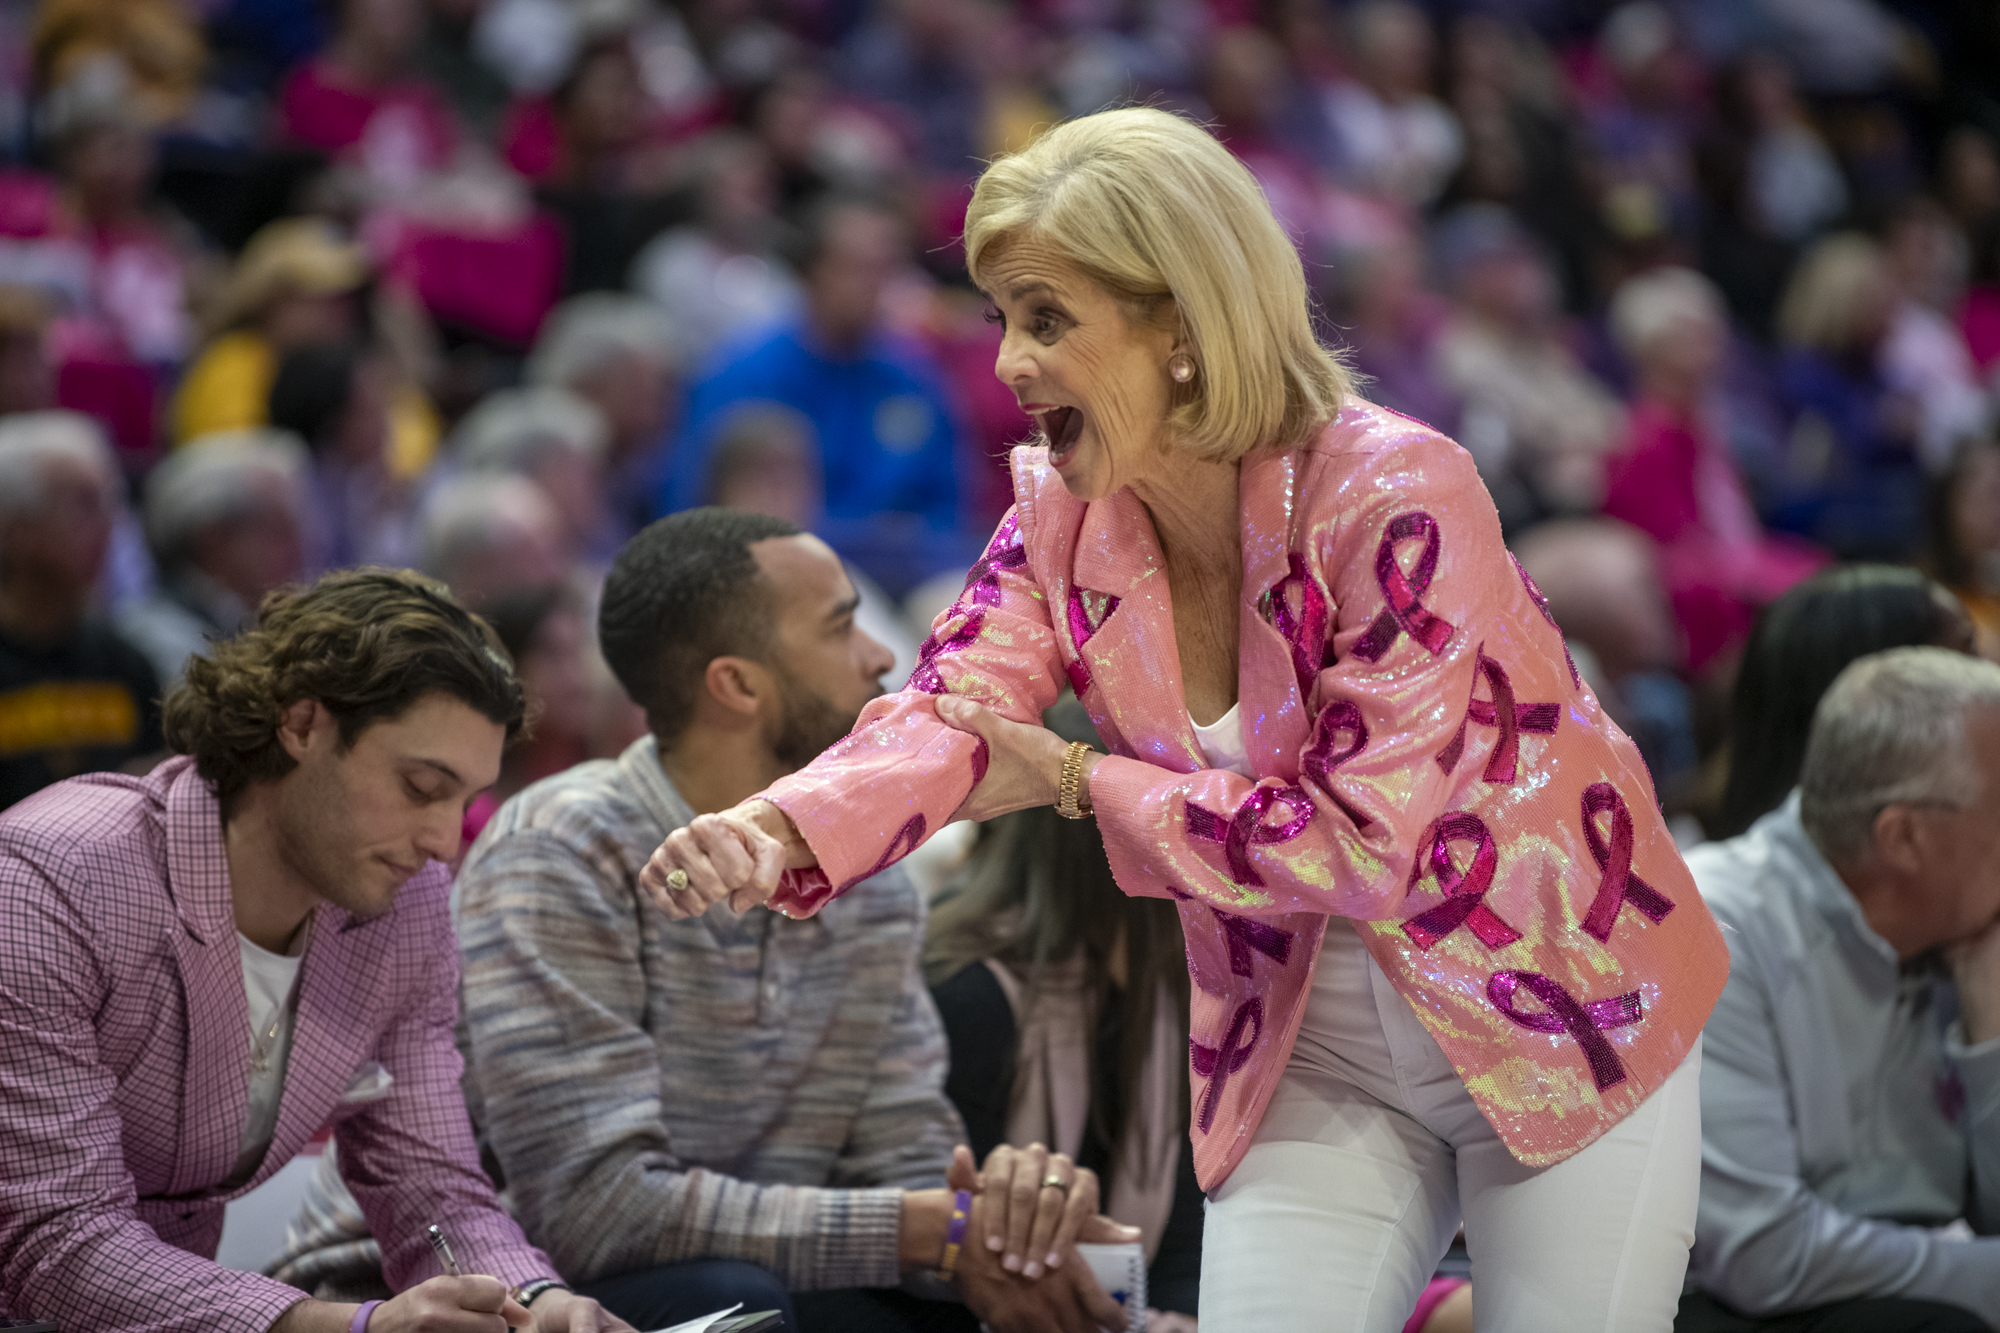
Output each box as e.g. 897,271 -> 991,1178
645,1303 -> 742,1333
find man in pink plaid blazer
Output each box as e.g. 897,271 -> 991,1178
0,570 -> 636,1333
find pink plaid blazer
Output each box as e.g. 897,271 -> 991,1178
0,757 -> 551,1330
763,403 -> 1730,1188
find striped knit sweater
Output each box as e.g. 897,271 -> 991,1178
453,735 -> 964,1289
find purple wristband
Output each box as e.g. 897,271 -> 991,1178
938,1188 -> 973,1280
350,1300 -> 383,1333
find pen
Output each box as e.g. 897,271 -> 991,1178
426,1223 -> 463,1278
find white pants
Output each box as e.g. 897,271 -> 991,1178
1200,919 -> 1701,1333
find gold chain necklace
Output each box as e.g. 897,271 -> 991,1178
248,1000 -> 286,1075
247,919 -> 311,1076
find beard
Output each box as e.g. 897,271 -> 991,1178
268,750 -> 400,921
766,663 -> 875,771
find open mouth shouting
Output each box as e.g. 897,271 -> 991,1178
1032,405 -> 1087,466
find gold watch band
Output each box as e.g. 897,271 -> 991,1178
1056,740 -> 1095,819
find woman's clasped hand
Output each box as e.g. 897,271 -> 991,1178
933,695 -> 1103,823
637,694 -> 1096,920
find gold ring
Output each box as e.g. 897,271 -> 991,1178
666,868 -> 689,893
1041,1174 -> 1069,1193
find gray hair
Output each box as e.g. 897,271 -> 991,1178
0,410 -> 114,528
1798,647 -> 2000,865
1609,266 -> 1724,357
451,386 -> 609,474
525,294 -> 677,388
144,430 -> 310,570
419,473 -> 557,583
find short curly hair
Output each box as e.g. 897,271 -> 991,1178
163,567 -> 527,809
598,508 -> 799,745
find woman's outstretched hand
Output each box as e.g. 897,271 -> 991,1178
933,695 -> 1101,822
638,799 -> 806,918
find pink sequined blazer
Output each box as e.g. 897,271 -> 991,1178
763,401 -> 1730,1188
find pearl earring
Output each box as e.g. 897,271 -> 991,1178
1169,353 -> 1196,383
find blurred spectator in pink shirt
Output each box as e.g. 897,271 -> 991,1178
1879,196 -> 1992,472
44,96 -> 195,369
0,69 -> 200,453
1942,128 -> 2000,382
278,0 -> 457,191
1602,266 -> 1826,674
533,32 -> 690,297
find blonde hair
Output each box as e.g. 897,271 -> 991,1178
1778,232 -> 1891,353
1609,266 -> 1724,357
964,107 -> 1351,462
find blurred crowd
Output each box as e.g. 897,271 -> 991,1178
4,0 -> 2000,836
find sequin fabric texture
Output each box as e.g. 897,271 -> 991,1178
761,401 -> 1729,1188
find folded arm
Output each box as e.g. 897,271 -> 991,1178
1694,943 -> 2000,1317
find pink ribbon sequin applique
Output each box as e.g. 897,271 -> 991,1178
1510,552 -> 1582,690
1263,551 -> 1331,693
1400,812 -> 1522,951
909,515 -> 1026,694
1219,911 -> 1293,977
1163,886 -> 1294,995
1579,782 -> 1676,942
1435,650 -> 1559,784
1353,512 -> 1456,664
1191,996 -> 1263,1133
777,812 -> 930,914
838,813 -> 927,892
1487,970 -> 1643,1092
1301,700 -> 1373,830
1185,784 -> 1314,888
1063,586 -> 1120,695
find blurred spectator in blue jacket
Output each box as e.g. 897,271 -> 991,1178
1772,232 -> 1926,560
659,195 -> 969,598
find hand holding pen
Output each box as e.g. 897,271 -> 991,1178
427,1223 -> 464,1277
340,1224 -> 532,1333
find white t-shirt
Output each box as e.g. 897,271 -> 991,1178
1190,704 -> 1253,778
229,927 -> 306,1184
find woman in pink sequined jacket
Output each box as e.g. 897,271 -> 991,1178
642,108 -> 1729,1332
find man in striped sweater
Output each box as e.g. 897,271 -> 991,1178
449,508 -> 1133,1332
